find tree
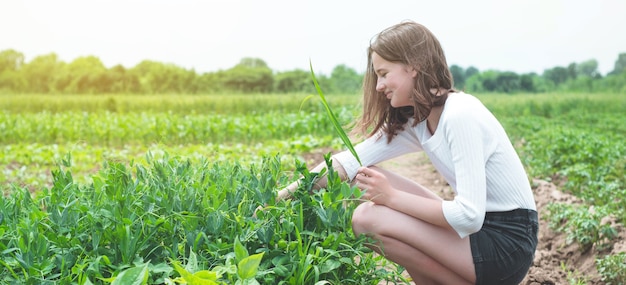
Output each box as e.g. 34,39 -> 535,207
495,71 -> 520,93
329,64 -> 362,94
567,62 -> 578,80
609,53 -> 626,76
464,70 -> 523,93
107,64 -> 140,93
237,57 -> 270,69
519,73 -> 536,92
595,70 -> 626,92
465,70 -> 496,92
465,66 -> 479,79
55,55 -> 107,93
195,72 -> 225,93
0,49 -> 26,92
0,49 -> 24,73
274,69 -> 312,93
576,59 -> 600,78
221,58 -> 274,93
130,60 -> 196,94
449,65 -> 465,89
543,66 -> 570,86
21,53 -> 64,93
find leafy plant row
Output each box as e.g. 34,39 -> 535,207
0,153 -> 407,284
0,134 -> 341,194
0,109 -> 355,146
0,93 -> 361,115
516,115 -> 626,283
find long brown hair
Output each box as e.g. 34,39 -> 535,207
354,21 -> 454,142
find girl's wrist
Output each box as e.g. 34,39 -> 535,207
277,185 -> 296,200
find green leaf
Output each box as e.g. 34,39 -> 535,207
320,259 -> 341,273
193,270 -> 219,281
237,252 -> 265,280
186,250 -> 200,274
111,263 -> 149,285
171,260 -> 194,281
234,238 -> 248,262
171,260 -> 221,285
309,60 -> 362,166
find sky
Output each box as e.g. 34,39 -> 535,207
1,0 -> 625,76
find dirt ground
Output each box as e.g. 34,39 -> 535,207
355,151 -> 626,284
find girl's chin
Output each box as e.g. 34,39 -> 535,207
389,100 -> 411,108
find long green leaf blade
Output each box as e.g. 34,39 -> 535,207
309,60 -> 362,166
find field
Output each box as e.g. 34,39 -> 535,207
1,92 -> 625,284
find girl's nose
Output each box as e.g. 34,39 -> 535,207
376,80 -> 385,92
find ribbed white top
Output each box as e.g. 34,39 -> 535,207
334,92 -> 537,238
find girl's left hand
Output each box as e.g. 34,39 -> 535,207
354,166 -> 394,205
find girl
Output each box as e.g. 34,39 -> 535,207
278,20 -> 538,285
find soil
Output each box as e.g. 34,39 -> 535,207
305,150 -> 626,284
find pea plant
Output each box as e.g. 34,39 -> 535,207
0,153 -> 408,284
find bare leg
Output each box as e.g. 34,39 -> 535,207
351,167 -> 476,284
374,234 -> 472,285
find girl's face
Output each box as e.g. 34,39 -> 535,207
372,52 -> 417,108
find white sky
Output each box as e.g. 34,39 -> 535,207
1,0 -> 625,76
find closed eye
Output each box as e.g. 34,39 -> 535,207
375,68 -> 388,78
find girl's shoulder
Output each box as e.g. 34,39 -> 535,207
445,92 -> 483,114
447,91 -> 481,105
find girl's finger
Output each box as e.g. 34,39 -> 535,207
358,167 -> 372,177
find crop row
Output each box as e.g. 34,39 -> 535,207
0,154 -> 407,284
0,93 -> 361,115
0,109 -> 356,146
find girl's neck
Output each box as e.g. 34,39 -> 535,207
427,105 -> 444,135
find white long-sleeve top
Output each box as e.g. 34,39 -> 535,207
334,92 -> 537,238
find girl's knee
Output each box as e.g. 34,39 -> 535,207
351,201 -> 376,236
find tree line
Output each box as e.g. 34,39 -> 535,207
0,49 -> 625,94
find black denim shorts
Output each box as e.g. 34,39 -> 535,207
469,209 -> 539,285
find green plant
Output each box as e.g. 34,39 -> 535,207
546,203 -> 617,251
309,61 -> 362,166
596,253 -> 626,285
559,261 -> 588,285
0,153 -> 409,284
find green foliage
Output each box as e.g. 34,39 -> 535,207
545,203 -> 617,250
0,153 -> 407,284
105,263 -> 149,285
221,58 -> 274,93
55,56 -> 109,94
329,64 -> 362,94
19,53 -> 64,93
609,53 -> 626,75
0,49 -> 367,94
0,93 -> 361,114
1,91 -> 625,281
2,48 -> 626,95
596,253 -> 626,285
0,109 -> 354,146
274,69 -> 314,93
520,120 -> 625,223
310,62 -> 361,166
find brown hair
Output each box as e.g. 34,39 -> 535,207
354,21 -> 454,142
